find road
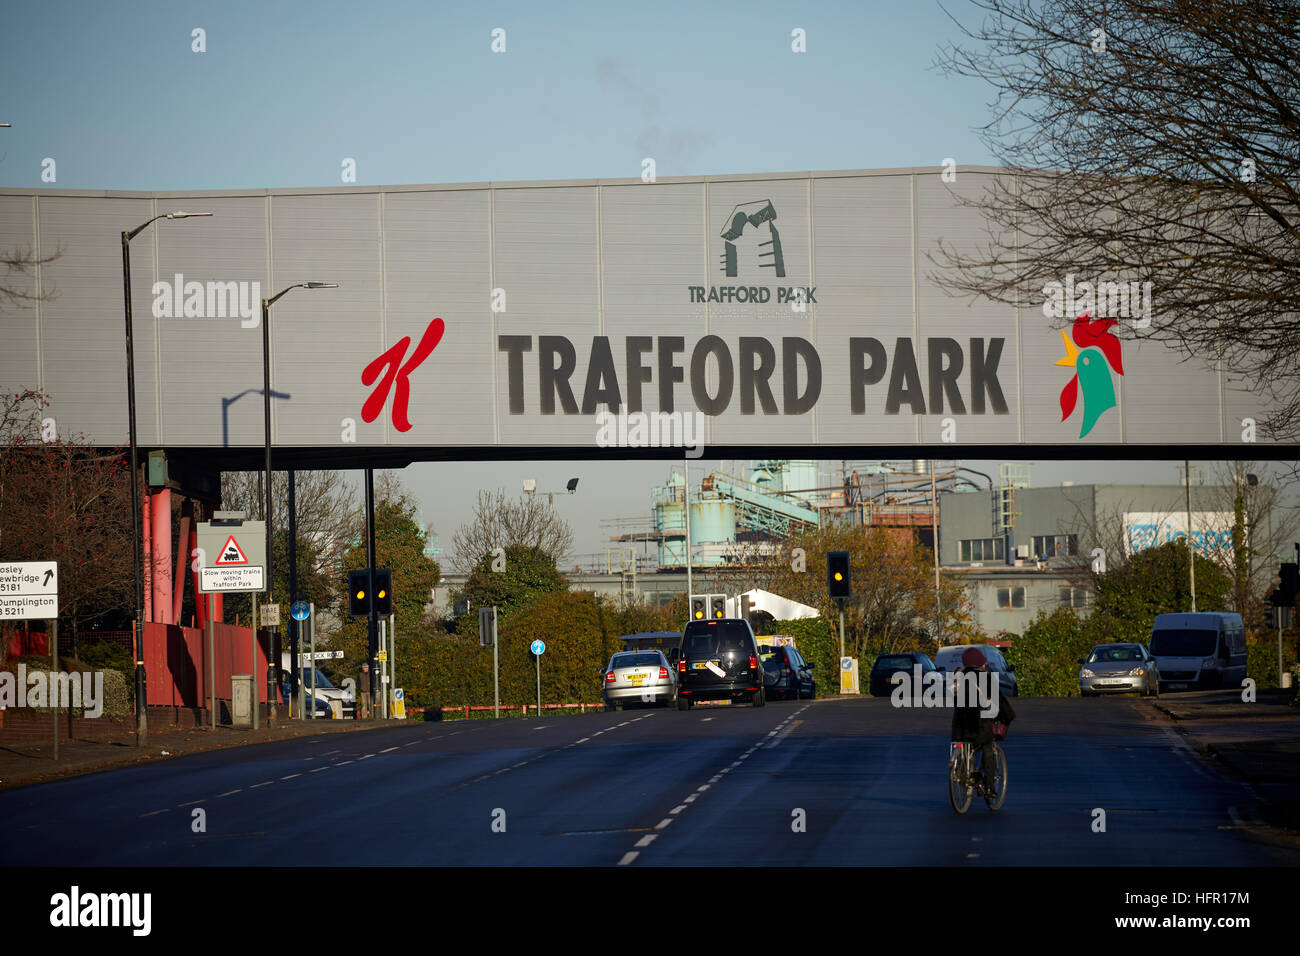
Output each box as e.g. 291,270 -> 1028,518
1,696 -> 1295,866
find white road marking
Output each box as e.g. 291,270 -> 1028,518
336,760 -> 353,767
280,774 -> 300,781
309,767 -> 328,774
250,781 -> 273,788
635,834 -> 657,848
655,818 -> 674,830
380,747 -> 398,754
765,719 -> 802,749
618,851 -> 639,866
576,738 -> 590,744
140,809 -> 169,817
359,754 -> 374,760
217,789 -> 241,797
669,805 -> 687,814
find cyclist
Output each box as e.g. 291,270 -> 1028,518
950,647 -> 1016,794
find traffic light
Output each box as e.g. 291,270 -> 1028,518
710,594 -> 727,619
347,569 -> 370,617
690,594 -> 708,621
374,568 -> 392,615
827,551 -> 850,601
1271,562 -> 1299,607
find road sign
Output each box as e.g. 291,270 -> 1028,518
531,639 -> 546,655
196,520 -> 266,593
260,603 -> 280,627
392,687 -> 406,719
376,650 -> 388,662
0,561 -> 58,620
300,650 -> 345,665
290,600 -> 310,621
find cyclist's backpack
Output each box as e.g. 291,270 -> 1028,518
993,720 -> 1009,740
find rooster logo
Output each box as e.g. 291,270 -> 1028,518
1056,312 -> 1123,438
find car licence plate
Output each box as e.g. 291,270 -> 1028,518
630,675 -> 646,687
1168,683 -> 1187,690
692,662 -> 709,670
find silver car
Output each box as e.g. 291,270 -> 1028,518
1079,643 -> 1160,697
603,650 -> 677,710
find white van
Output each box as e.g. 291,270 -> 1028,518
1149,612 -> 1247,691
280,653 -> 356,718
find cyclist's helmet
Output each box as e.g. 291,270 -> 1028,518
961,647 -> 988,669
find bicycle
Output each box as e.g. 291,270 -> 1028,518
948,740 -> 1007,813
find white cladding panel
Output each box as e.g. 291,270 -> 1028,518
0,170 -> 1280,451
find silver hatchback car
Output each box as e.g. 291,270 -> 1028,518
1079,643 -> 1160,697
603,650 -> 677,710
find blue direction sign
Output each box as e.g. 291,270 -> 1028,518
530,639 -> 546,655
291,600 -> 310,621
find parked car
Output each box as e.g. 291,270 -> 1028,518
759,644 -> 816,701
279,653 -> 355,718
1149,612 -> 1246,692
1078,643 -> 1159,697
934,644 -> 1018,697
868,652 -> 935,697
603,650 -> 677,710
676,618 -> 765,709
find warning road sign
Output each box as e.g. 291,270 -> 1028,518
196,520 -> 266,593
216,535 -> 249,565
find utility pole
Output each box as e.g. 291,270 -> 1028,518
930,463 -> 942,645
1185,460 -> 1197,612
683,455 -> 693,599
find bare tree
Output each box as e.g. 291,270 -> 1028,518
0,394 -> 139,650
1,245 -> 62,311
1205,461 -> 1300,627
450,489 -> 575,573
931,0 -> 1300,437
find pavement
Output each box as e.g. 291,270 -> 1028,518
1149,687 -> 1300,830
0,715 -> 398,790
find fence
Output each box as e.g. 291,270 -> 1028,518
142,622 -> 272,708
407,702 -> 607,720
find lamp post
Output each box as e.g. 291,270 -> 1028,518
261,282 -> 336,717
122,210 -> 211,744
523,476 -> 579,508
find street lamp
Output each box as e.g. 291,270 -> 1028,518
122,210 -> 211,744
261,282 -> 336,716
523,476 -> 579,507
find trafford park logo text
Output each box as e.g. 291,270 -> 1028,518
0,665 -> 104,718
151,274 -> 260,327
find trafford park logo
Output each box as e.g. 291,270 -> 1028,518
1055,312 -> 1124,438
687,199 -> 815,309
360,318 -> 444,431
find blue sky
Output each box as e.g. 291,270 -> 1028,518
1,0 -> 995,190
1,1 -> 1261,558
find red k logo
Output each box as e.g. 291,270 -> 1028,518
361,318 -> 445,432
